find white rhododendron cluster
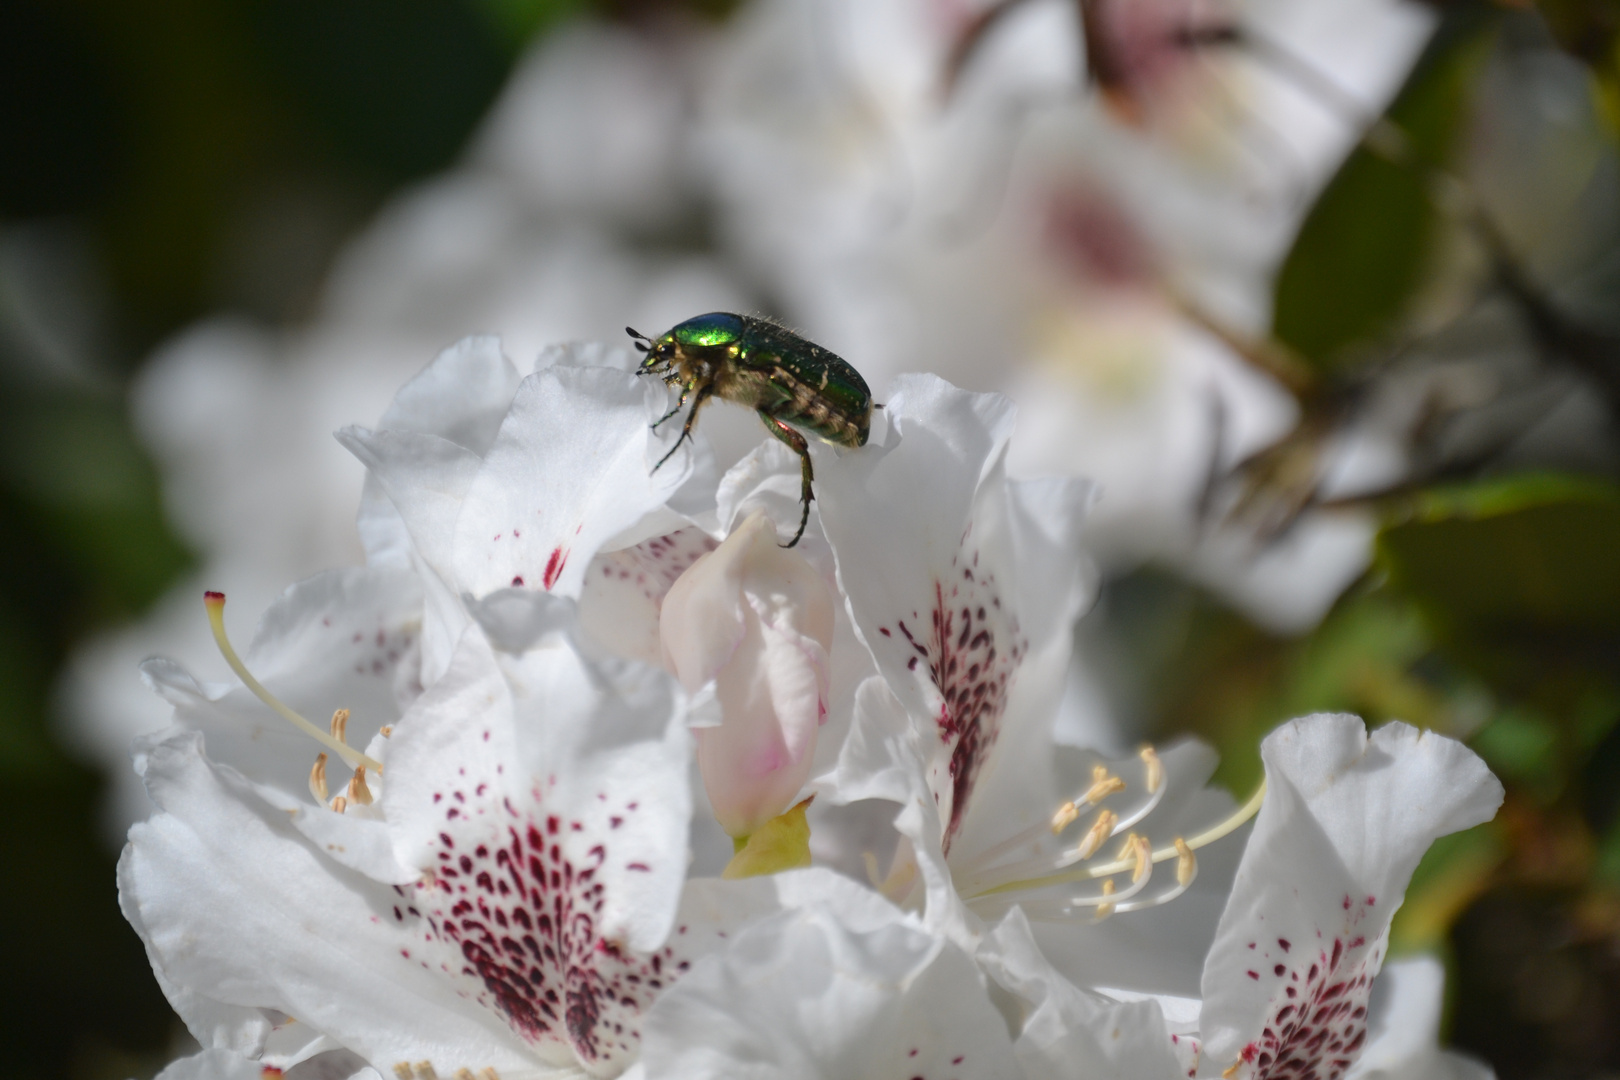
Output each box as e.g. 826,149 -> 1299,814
67,0 -> 1449,831
122,338 -> 1503,1080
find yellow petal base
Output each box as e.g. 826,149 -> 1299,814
722,798 -> 813,879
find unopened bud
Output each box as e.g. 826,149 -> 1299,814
661,512 -> 835,839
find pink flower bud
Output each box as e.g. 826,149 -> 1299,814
659,512 -> 835,839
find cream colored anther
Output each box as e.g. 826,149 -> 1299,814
1095,878 -> 1117,919
415,1063 -> 439,1080
309,753 -> 329,803
454,1070 -> 476,1080
1051,800 -> 1080,834
1072,809 -> 1117,861
1125,833 -> 1152,884
1140,745 -> 1162,794
330,707 -> 350,744
348,764 -> 374,806
331,795 -> 348,814
1175,837 -> 1195,887
1081,765 -> 1126,806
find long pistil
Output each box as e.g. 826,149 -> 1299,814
204,592 -> 381,774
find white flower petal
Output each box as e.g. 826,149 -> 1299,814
980,907 -> 1183,1080
380,621 -> 704,1074
450,367 -> 693,599
1198,716 -> 1503,1078
578,528 -> 718,667
1349,957 -> 1495,1080
642,873 -> 1023,1080
817,374 -> 1090,854
375,335 -> 522,454
153,1048 -> 270,1080
338,427 -> 484,682
122,728 -> 541,1077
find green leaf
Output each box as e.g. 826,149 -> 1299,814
1378,473 -> 1620,636
1471,706 -> 1562,795
1272,11 -> 1497,370
470,0 -> 591,54
1375,471 -> 1620,758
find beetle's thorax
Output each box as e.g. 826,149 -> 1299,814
658,345 -> 709,387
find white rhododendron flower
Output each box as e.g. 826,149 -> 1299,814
698,0 -> 1436,631
973,715 -> 1503,1080
125,615 -> 719,1078
120,336 -> 1500,1080
119,340 -> 1011,1078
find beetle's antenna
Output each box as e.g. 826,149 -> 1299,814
625,326 -> 652,353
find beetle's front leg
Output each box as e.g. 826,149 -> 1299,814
760,412 -> 814,548
652,383 -> 690,430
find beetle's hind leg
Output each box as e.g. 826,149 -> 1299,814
760,413 -> 814,548
652,384 -> 713,473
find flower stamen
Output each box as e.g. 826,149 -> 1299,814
348,765 -> 375,806
967,777 -> 1265,901
203,592 -> 381,774
1080,765 -> 1126,806
309,753 -> 329,803
1068,808 -> 1117,863
1051,800 -> 1080,833
1095,879 -> 1116,919
1141,745 -> 1162,794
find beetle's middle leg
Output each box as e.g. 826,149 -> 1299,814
653,384 -> 713,473
760,412 -> 814,548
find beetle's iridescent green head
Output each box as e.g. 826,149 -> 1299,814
669,312 -> 743,349
629,312 -> 744,372
631,312 -> 745,373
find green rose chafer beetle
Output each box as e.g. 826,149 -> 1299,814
627,312 -> 874,548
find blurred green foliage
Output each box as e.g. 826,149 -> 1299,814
0,375 -> 195,1078
1274,7 -> 1497,369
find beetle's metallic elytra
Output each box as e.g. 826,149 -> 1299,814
627,312 -> 874,548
